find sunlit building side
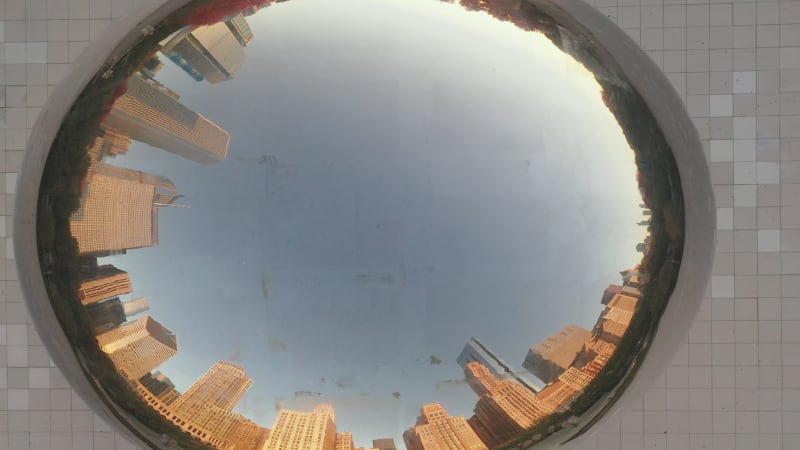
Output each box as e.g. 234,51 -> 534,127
103,74 -> 230,163
335,431 -> 355,450
458,337 -> 544,392
95,315 -> 178,380
535,380 -> 579,412
165,21 -> 246,84
172,361 -> 253,416
129,380 -> 228,449
139,371 -> 180,405
86,127 -> 132,165
134,363 -> 267,450
92,163 -> 177,191
558,367 -> 594,391
70,171 -> 157,255
522,324 -> 592,384
403,403 -> 487,450
229,419 -> 270,450
535,366 -> 596,413
70,163 -> 182,255
465,362 -> 551,448
77,264 -> 132,305
264,404 -> 338,450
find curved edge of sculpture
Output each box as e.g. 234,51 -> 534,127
15,2 -> 193,448
534,0 -> 715,446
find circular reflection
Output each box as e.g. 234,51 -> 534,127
20,0 -> 710,449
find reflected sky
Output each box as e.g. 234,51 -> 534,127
100,0 -> 646,445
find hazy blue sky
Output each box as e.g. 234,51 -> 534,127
103,0 -> 647,446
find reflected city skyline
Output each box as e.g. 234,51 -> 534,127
34,0 -> 684,449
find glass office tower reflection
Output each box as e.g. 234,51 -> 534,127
32,0 -> 688,449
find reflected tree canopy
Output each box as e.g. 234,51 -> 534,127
34,0 -> 685,449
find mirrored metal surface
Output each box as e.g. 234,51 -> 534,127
27,0 -> 698,449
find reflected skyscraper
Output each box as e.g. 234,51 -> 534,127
535,366 -> 594,412
135,362 -> 266,449
139,371 -> 180,405
96,315 -> 178,379
170,361 -> 265,450
595,290 -> 640,344
163,21 -> 247,84
226,14 -> 254,46
465,362 -> 551,448
264,404 -> 338,450
103,74 -> 230,163
85,297 -> 126,333
70,164 -> 182,255
522,324 -> 592,384
403,403 -> 487,450
371,438 -> 397,450
229,419 -> 270,450
600,285 -> 623,305
335,431 -> 355,450
169,362 -> 259,448
77,264 -> 132,305
87,127 -> 132,164
122,297 -> 150,318
172,361 -> 253,416
85,297 -> 150,334
458,337 -> 544,392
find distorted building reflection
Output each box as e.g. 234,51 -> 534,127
403,403 -> 487,450
103,74 -> 230,163
371,438 -> 398,450
172,361 -> 253,415
522,324 -> 592,384
335,431 -> 355,450
458,337 -> 544,393
465,362 -> 551,448
27,0 -> 691,448
171,362 -> 268,449
160,15 -> 249,84
86,296 -> 150,333
77,264 -> 132,305
132,361 -> 269,450
70,163 -> 182,255
87,127 -> 132,162
96,315 -> 178,380
139,371 -> 181,405
264,403 -> 338,450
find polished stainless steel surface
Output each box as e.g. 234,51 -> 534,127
16,1 -> 712,449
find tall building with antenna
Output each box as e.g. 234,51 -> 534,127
70,163 -> 184,255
